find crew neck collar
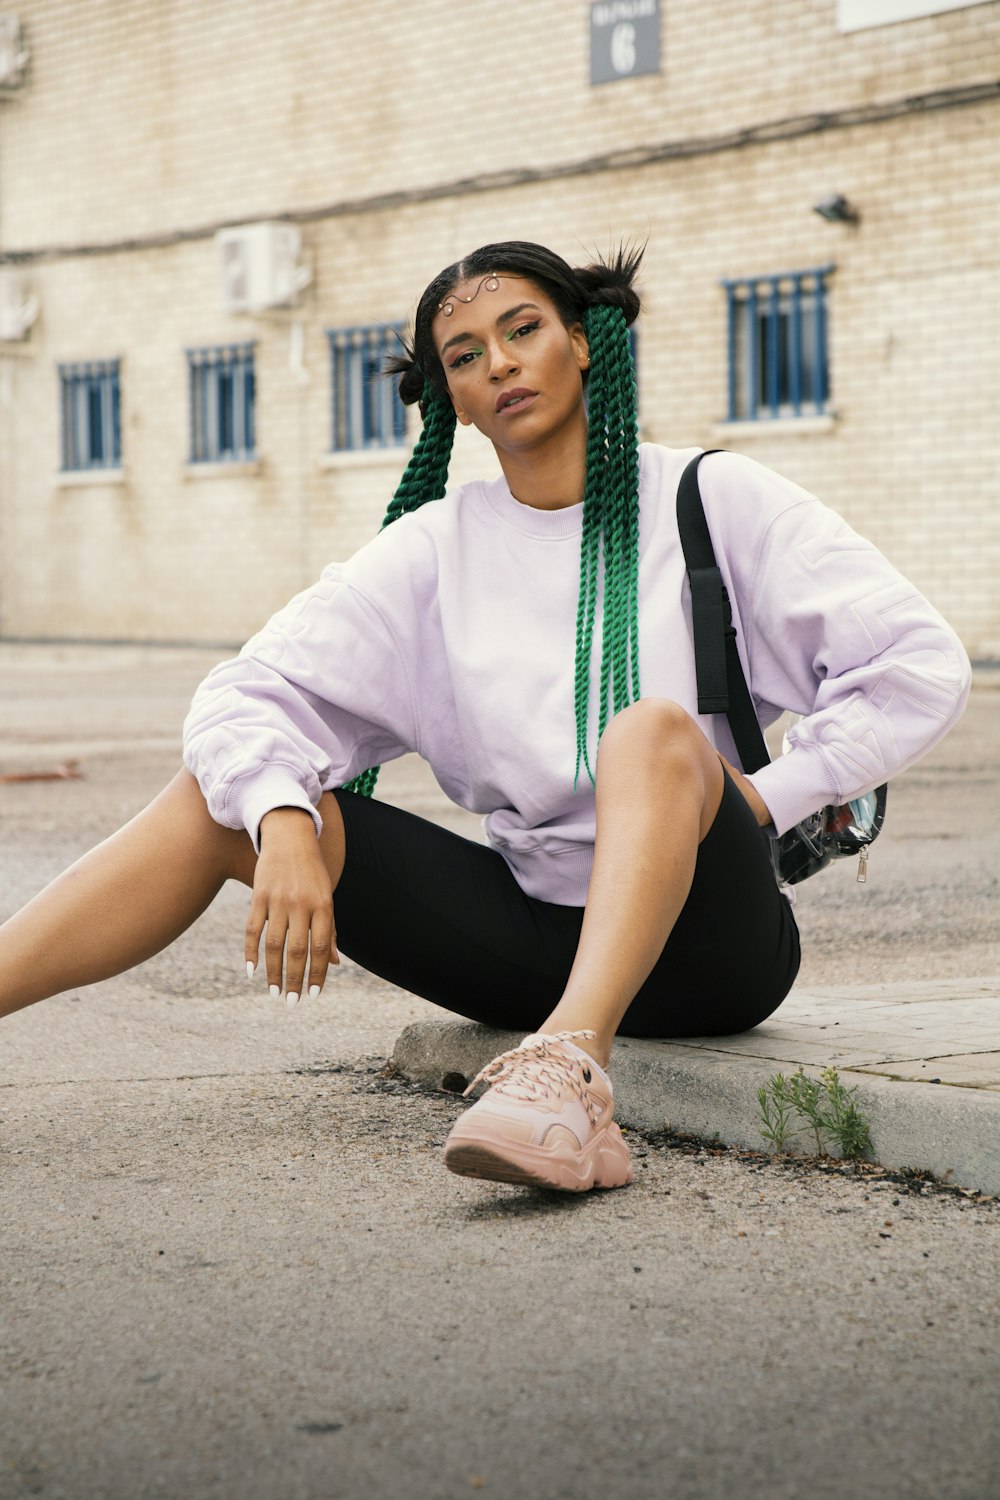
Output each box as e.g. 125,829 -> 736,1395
478,447 -> 649,538
479,472 -> 584,538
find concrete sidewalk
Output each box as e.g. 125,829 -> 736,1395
3,643 -> 998,1199
3,648 -> 999,1500
393,976 -> 1000,1195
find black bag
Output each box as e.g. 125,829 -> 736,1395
677,451 -> 887,886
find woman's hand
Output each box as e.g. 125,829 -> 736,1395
720,756 -> 774,830
245,807 -> 338,1006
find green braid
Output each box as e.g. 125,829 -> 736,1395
341,383 -> 457,797
379,381 -> 457,529
574,303 -> 641,787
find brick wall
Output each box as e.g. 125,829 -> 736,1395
1,0 -> 997,653
3,0 -> 997,252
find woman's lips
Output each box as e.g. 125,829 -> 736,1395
495,388 -> 538,414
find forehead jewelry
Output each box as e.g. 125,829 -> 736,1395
438,274 -> 501,317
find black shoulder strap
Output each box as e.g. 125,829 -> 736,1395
676,451 -> 770,776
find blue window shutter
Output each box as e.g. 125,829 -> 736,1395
327,323 -> 407,452
185,343 -> 256,463
58,359 -> 122,470
721,266 -> 833,422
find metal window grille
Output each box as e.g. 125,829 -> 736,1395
722,266 -> 833,421
59,360 -> 122,471
187,343 -> 256,463
327,325 -> 407,452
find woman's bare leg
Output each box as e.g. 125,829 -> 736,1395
0,769 -> 346,1019
537,698 -> 726,1067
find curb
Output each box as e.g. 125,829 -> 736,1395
391,1021 -> 1000,1196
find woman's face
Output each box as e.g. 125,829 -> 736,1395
431,275 -> 590,455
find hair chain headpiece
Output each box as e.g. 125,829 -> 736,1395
438,274 -> 501,317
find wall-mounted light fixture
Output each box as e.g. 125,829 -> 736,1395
813,193 -> 860,226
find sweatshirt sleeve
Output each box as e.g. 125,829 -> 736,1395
699,453 -> 972,836
182,563 -> 420,850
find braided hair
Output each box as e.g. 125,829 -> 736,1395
342,240 -> 642,798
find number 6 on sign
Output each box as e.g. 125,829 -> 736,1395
611,22 -> 637,73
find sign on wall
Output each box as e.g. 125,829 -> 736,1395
590,0 -> 661,84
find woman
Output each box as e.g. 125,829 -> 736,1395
0,241 -> 971,1193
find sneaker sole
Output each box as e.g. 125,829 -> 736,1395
443,1124 -> 633,1193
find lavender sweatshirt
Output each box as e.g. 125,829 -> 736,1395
182,445 -> 971,906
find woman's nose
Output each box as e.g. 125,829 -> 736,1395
487,340 -> 518,381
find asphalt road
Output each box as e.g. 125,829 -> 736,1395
1,645 -> 998,1500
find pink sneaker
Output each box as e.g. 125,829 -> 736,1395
443,1030 -> 633,1192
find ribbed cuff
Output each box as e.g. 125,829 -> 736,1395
234,767 -> 323,853
746,748 -> 839,838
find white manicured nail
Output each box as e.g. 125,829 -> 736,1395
269,985 -> 280,1002
309,985 -> 321,1000
286,991 -> 300,1009
246,961 -> 255,979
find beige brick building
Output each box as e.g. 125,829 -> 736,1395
0,0 -> 997,653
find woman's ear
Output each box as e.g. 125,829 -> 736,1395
570,322 -> 590,372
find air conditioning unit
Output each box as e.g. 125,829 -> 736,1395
0,15 -> 29,90
0,271 -> 38,341
216,223 -> 311,313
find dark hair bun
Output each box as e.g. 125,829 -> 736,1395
573,244 -> 643,328
384,342 -> 427,407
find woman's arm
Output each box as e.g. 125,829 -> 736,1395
183,563 -> 421,998
700,453 -> 972,835
182,567 -> 418,850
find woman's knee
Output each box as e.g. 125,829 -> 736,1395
596,699 -> 724,829
597,697 -> 706,763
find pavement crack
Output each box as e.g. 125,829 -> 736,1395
0,1064 -> 382,1091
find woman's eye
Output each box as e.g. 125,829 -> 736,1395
448,348 -> 479,370
511,320 -> 541,340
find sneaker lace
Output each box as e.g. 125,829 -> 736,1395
464,1029 -> 602,1125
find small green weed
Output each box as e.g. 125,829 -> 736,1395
757,1066 -> 873,1160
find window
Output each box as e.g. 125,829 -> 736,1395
187,343 -> 255,463
327,325 -> 407,452
59,360 -> 121,471
722,266 -> 833,422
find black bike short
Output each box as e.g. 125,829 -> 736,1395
331,770 -> 800,1039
